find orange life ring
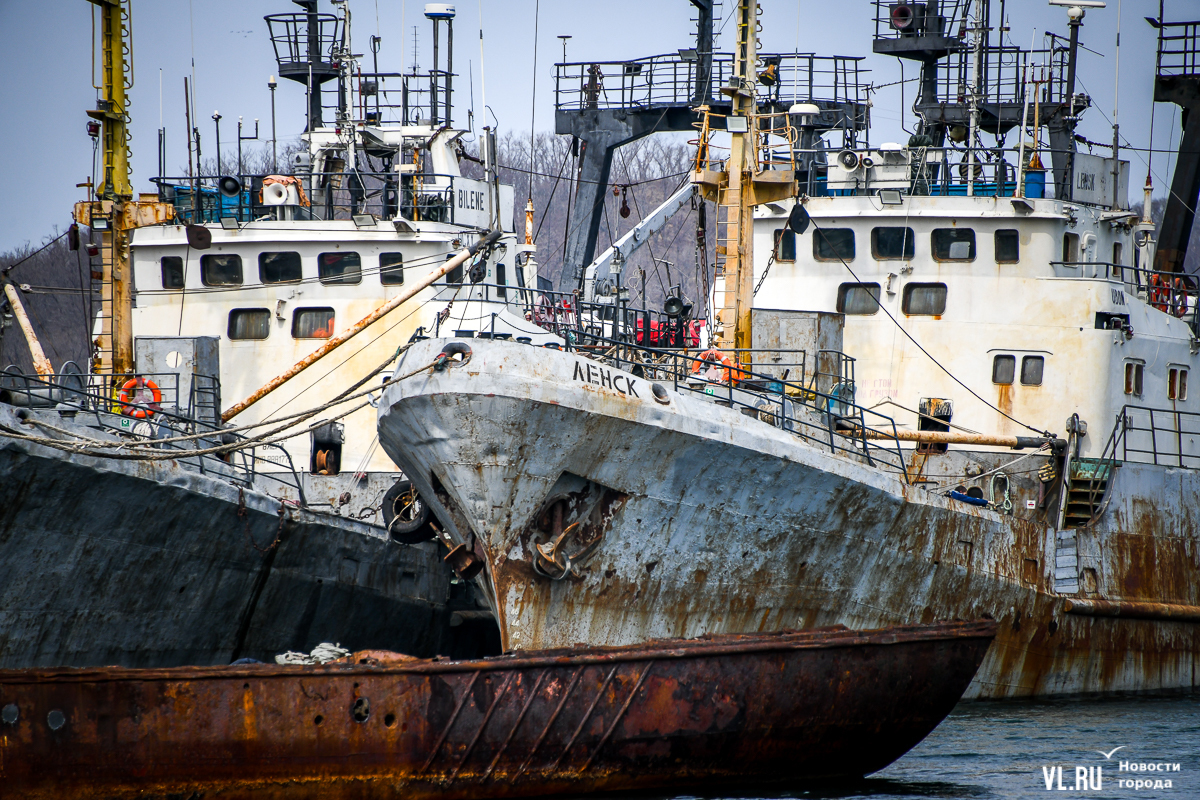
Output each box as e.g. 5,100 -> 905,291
118,377 -> 162,418
1149,273 -> 1171,313
690,348 -> 736,383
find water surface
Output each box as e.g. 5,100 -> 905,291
722,695 -> 1198,799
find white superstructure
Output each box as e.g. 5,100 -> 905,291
745,191 -> 1193,463
111,1 -> 554,515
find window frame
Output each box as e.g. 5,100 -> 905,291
317,251 -> 363,285
161,256 -> 184,290
292,307 -> 336,339
1020,355 -> 1044,386
1124,361 -> 1144,397
1063,232 -> 1080,263
836,282 -> 881,315
227,308 -> 270,340
995,229 -> 1020,264
1169,366 -> 1189,401
992,354 -> 1016,385
931,228 -> 977,262
446,253 -> 463,284
774,228 -> 797,262
871,226 -> 915,260
813,228 -> 855,262
380,252 -> 405,286
901,282 -> 948,316
201,253 -> 244,287
258,251 -> 303,284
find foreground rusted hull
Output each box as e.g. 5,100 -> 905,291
0,621 -> 994,799
377,340 -> 1200,699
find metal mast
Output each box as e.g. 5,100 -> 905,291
715,0 -> 758,353
85,0 -> 135,376
77,0 -> 173,379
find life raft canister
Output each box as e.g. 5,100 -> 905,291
118,376 -> 162,418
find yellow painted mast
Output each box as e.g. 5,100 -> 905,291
717,0 -> 757,354
694,0 -> 794,359
91,0 -> 133,201
76,0 -> 172,379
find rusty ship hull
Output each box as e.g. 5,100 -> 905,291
376,339 -> 1200,700
0,620 -> 996,799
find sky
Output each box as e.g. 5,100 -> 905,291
0,0 -> 1179,249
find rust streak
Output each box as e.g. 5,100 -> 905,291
549,665 -> 620,772
513,666 -> 584,779
419,670 -> 481,775
579,659 -> 655,774
480,669 -> 549,780
449,670 -> 517,779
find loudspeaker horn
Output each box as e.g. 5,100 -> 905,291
218,176 -> 242,198
837,150 -> 861,171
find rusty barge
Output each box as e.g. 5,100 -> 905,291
0,620 -> 996,798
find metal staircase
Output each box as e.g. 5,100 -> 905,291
1062,459 -> 1113,529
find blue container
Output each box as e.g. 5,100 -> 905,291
1024,170 -> 1046,199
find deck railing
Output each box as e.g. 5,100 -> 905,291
420,289 -> 909,480
553,52 -> 868,114
155,170 -> 479,226
0,368 -> 305,501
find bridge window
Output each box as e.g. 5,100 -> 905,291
774,229 -> 796,261
318,251 -> 362,285
380,252 -> 404,285
992,355 -> 1015,385
259,251 -> 302,284
293,307 -> 335,339
871,226 -> 914,260
814,228 -> 855,261
1124,361 -> 1144,396
1169,367 -> 1188,401
836,282 -> 881,315
995,230 -> 1020,263
227,308 -> 270,340
161,256 -> 184,289
1020,356 -> 1044,386
902,282 -> 947,316
932,228 -> 976,261
201,254 -> 243,286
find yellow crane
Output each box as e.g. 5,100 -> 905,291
74,0 -> 172,378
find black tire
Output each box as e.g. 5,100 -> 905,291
382,480 -> 433,543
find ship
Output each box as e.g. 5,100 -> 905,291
0,0 -> 547,668
375,0 -> 1200,698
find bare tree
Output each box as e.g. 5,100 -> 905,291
478,132 -> 716,315
1,231 -> 92,375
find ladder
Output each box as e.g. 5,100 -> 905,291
1061,458 -> 1113,529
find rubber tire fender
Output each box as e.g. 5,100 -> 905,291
382,480 -> 433,543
